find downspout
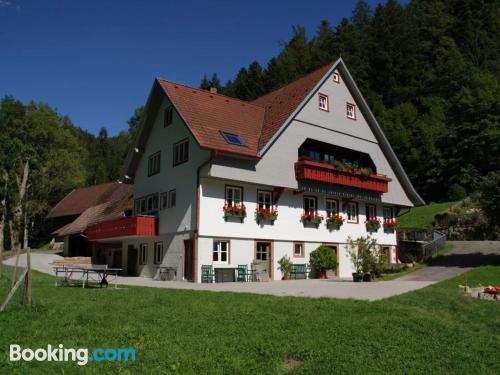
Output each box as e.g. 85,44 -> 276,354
192,151 -> 214,282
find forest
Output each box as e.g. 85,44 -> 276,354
0,0 -> 498,250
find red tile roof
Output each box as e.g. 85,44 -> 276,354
252,63 -> 334,149
158,80 -> 265,157
47,182 -> 133,218
157,63 -> 334,157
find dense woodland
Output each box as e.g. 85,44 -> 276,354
0,0 -> 498,251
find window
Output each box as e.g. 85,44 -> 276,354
346,202 -> 358,223
148,152 -> 161,176
366,204 -> 377,220
225,186 -> 242,207
326,199 -> 339,217
139,244 -> 148,265
303,196 -> 317,214
332,71 -> 340,83
257,190 -> 273,210
173,138 -> 189,166
140,198 -> 146,213
164,106 -> 173,127
383,207 -> 394,221
136,194 -> 159,214
213,240 -> 229,264
346,103 -> 356,120
293,242 -> 304,258
134,200 -> 140,215
221,131 -> 246,147
256,242 -> 270,261
161,190 -> 176,210
318,93 -> 329,111
154,242 -> 163,265
381,246 -> 391,263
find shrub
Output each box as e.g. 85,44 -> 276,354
347,236 -> 384,275
478,172 -> 500,228
277,255 -> 293,277
447,184 -> 467,201
309,245 -> 338,272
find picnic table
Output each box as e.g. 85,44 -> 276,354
53,265 -> 122,289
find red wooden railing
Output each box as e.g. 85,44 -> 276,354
295,158 -> 391,193
85,216 -> 157,241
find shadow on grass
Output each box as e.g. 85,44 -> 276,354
428,252 -> 500,268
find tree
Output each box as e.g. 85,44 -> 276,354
127,106 -> 144,138
478,172 -> 500,232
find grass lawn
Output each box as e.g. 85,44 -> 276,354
398,202 -> 454,229
1,265 -> 499,374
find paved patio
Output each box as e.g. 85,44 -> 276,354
4,252 -> 434,301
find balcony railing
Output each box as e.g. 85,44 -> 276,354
86,216 -> 157,241
295,158 -> 391,193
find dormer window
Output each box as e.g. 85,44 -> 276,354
332,71 -> 340,83
346,103 -> 356,120
164,106 -> 173,127
318,93 -> 329,111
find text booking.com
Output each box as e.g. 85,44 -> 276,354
9,344 -> 136,366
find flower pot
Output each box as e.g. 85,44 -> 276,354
316,270 -> 327,279
362,272 -> 372,282
352,272 -> 363,282
282,273 -> 290,280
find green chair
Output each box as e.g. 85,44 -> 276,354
201,265 -> 214,283
237,264 -> 247,282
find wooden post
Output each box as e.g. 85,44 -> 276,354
23,247 -> 31,306
0,269 -> 27,312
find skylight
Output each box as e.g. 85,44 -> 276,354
221,131 -> 246,147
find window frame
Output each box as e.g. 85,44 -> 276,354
220,131 -> 247,147
325,198 -> 339,218
147,151 -> 161,176
212,240 -> 230,264
167,189 -> 176,208
225,185 -> 243,207
257,190 -> 273,210
164,106 -> 173,127
173,138 -> 189,166
318,93 -> 329,112
303,196 -> 317,215
346,102 -> 357,120
366,204 -> 377,220
383,206 -> 394,221
154,242 -> 163,265
293,242 -> 305,258
346,202 -> 359,223
255,241 -> 270,261
332,71 -> 340,84
139,243 -> 148,265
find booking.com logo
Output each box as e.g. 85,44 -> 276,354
9,344 -> 136,366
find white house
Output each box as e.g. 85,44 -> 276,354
85,58 -> 424,282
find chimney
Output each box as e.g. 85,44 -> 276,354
209,87 -> 217,94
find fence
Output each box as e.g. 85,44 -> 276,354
398,230 -> 447,263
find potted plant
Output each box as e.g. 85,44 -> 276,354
347,236 -> 380,282
383,219 -> 397,232
223,203 -> 246,222
277,255 -> 293,280
309,245 -> 338,279
326,214 -> 344,230
365,217 -> 381,232
301,211 -> 324,228
255,207 -> 278,224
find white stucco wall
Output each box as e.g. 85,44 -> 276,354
133,96 -> 210,235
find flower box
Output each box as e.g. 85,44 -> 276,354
383,219 -> 397,232
223,204 -> 247,222
295,158 -> 391,193
301,212 -> 324,228
326,215 -> 344,230
365,217 -> 381,232
255,207 -> 278,224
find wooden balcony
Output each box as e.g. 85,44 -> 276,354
295,158 -> 391,193
86,216 -> 157,241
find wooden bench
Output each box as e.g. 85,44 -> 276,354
290,264 -> 309,280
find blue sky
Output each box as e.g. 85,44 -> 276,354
0,0 -> 384,136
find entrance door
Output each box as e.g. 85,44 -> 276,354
184,239 -> 194,281
255,241 -> 273,280
324,244 -> 339,277
127,245 -> 138,276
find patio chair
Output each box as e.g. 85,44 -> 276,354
237,264 -> 248,282
246,264 -> 256,282
201,265 -> 214,283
